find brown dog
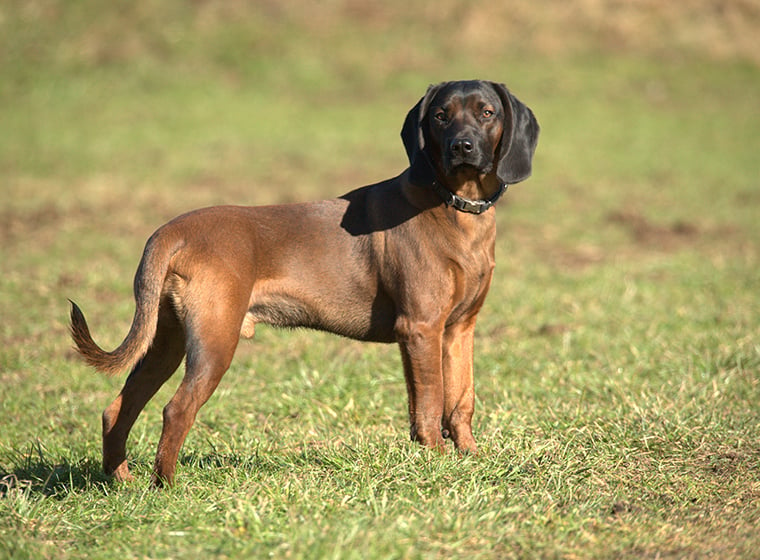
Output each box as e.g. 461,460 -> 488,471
70,80 -> 539,486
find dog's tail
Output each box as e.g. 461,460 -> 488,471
69,229 -> 181,377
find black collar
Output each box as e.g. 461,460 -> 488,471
431,181 -> 508,214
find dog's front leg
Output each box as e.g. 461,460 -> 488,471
395,317 -> 446,450
441,319 -> 478,454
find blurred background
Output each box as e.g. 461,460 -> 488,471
2,0 -> 758,206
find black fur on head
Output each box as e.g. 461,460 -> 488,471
401,80 -> 539,186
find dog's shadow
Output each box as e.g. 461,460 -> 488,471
1,445 -> 111,498
1,445 -> 350,497
2,440 -> 408,497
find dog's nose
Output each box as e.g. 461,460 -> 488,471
450,138 -> 474,156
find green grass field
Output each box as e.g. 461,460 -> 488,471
1,2 -> 759,558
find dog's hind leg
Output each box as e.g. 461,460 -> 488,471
102,300 -> 186,482
150,277 -> 248,487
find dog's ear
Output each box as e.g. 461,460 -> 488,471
490,82 -> 540,185
401,83 -> 444,184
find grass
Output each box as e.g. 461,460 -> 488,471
1,1 -> 760,558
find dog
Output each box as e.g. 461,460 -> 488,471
70,80 -> 539,486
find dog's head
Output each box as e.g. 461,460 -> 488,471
401,80 -> 539,187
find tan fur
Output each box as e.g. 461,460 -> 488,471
70,81 -> 538,486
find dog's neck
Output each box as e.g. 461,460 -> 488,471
407,150 -> 508,214
402,169 -> 507,215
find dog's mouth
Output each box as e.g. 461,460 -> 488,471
447,161 -> 493,177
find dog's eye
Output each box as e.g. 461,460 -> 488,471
433,111 -> 447,123
482,109 -> 494,118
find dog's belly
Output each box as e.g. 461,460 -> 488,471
246,283 -> 397,343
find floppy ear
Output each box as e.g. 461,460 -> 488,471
490,82 -> 540,185
401,83 -> 444,185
